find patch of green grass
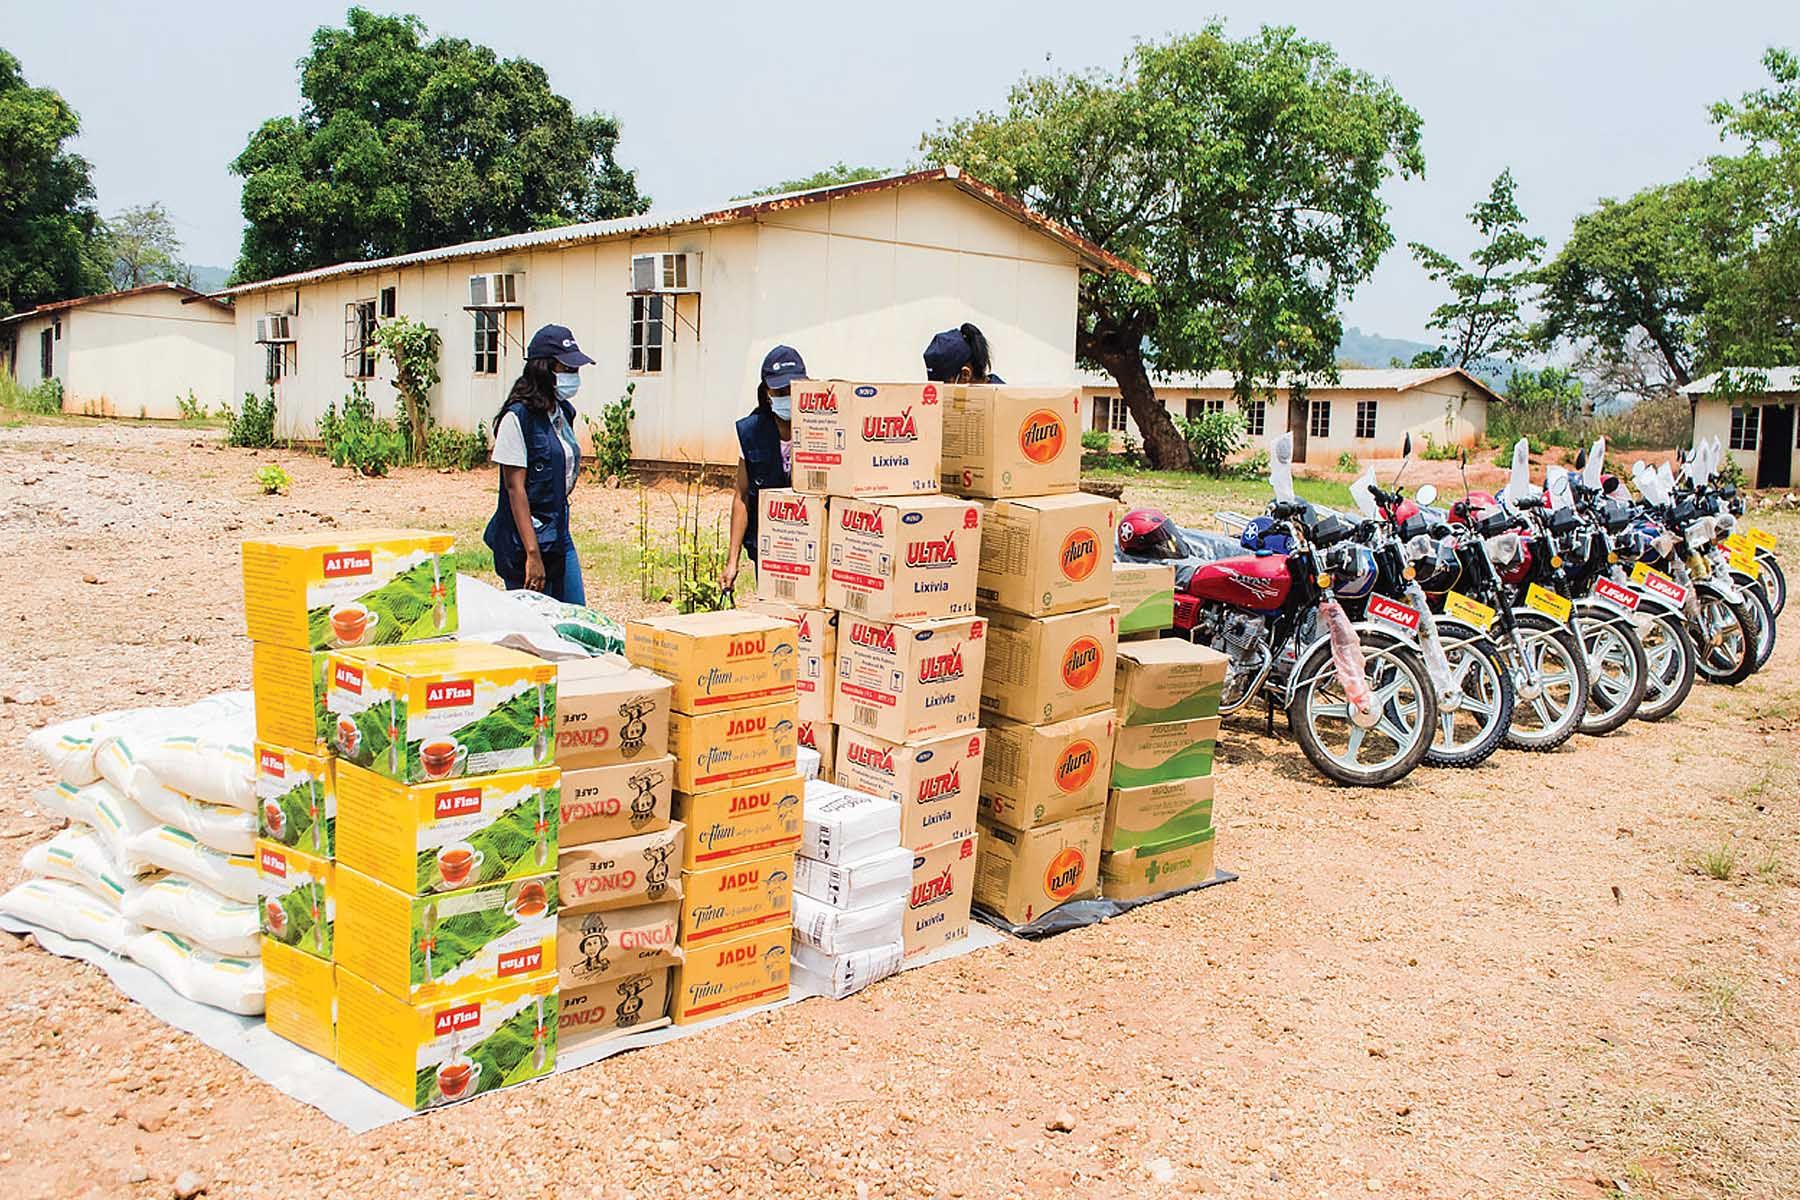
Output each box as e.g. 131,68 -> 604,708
1694,843 -> 1738,881
1755,850 -> 1781,879
1084,464 -> 1354,511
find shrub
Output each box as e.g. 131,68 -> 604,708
586,382 -> 635,482
637,476 -> 732,613
255,464 -> 291,495
372,317 -> 442,463
1231,448 -> 1271,480
1335,451 -> 1360,473
223,388 -> 278,448
1175,411 -> 1246,477
1420,434 -> 1462,461
424,425 -> 489,470
1080,429 -> 1110,452
1715,452 -> 1748,489
176,390 -> 208,420
320,383 -> 405,476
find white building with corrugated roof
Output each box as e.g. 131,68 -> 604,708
1683,367 -> 1798,489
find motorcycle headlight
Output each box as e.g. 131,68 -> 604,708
1685,517 -> 1714,551
1653,531 -> 1678,559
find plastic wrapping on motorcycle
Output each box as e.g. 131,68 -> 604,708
972,870 -> 1239,939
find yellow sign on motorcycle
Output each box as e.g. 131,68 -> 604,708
1444,590 -> 1497,632
1524,583 -> 1573,623
1726,540 -> 1760,579
1745,526 -> 1777,552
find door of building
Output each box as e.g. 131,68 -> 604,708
1758,404 -> 1794,488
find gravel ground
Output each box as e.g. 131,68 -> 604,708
1,422 -> 1796,1200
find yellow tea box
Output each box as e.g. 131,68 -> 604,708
263,936 -> 336,1060
755,489 -> 829,606
679,850 -> 795,947
670,923 -> 791,1025
941,385 -> 1081,499
834,726 -> 985,847
977,708 -> 1116,832
553,658 -> 671,770
835,614 -> 987,744
322,642 -> 556,785
557,901 -> 681,989
335,762 -> 558,896
257,839 -> 334,961
558,822 -> 684,914
334,864 -> 556,1003
1112,562 -> 1176,636
672,774 -> 803,870
1114,641 -> 1228,725
255,741 -> 335,857
975,494 -> 1115,617
335,967 -> 555,1112
625,611 -> 797,715
241,529 -> 456,652
1111,717 -> 1221,788
251,643 -> 332,753
742,600 -> 837,724
904,834 -> 978,959
790,380 -> 944,499
973,811 -> 1104,926
796,719 -> 835,781
1105,776 -> 1214,854
1101,826 -> 1216,901
978,606 -> 1119,725
669,699 -> 798,794
561,756 -> 673,846
559,967 -> 671,1047
825,495 -> 981,622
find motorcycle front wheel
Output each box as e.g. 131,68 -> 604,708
1743,583 -> 1777,672
1692,591 -> 1756,685
1755,550 -> 1787,616
1285,637 -> 1436,787
1635,610 -> 1697,721
1578,616 -> 1648,736
1422,625 -> 1515,769
1500,612 -> 1589,752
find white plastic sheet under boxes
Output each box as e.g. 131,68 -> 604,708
800,781 -> 901,865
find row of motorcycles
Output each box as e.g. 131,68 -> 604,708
1116,432 -> 1786,787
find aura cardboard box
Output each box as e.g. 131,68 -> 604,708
679,850 -> 795,946
1111,717 -> 1221,788
558,967 -> 671,1047
1101,826 -> 1216,901
255,741 -> 335,856
262,936 -> 336,1059
1114,641 -> 1228,725
825,495 -> 981,622
558,822 -> 684,914
941,385 -> 1082,499
669,699 -> 799,794
334,863 -> 555,1003
552,658 -> 671,770
1112,563 -> 1176,636
626,611 -> 796,715
790,380 -> 944,499
975,494 -> 1115,616
335,966 -> 556,1111
796,719 -> 835,782
834,726 -> 985,847
557,900 -> 681,989
797,780 -> 901,865
742,600 -> 837,724
241,529 -> 456,652
256,839 -> 334,961
834,614 -> 986,744
977,709 -> 1116,831
973,811 -> 1104,926
755,489 -> 829,606
794,845 -> 913,910
560,756 -> 673,847
1104,775 -> 1215,855
904,834 -> 978,958
791,892 -> 906,956
978,606 -> 1119,725
670,923 -> 791,1024
335,762 -> 559,896
250,643 -> 332,752
322,643 -> 557,784
672,774 -> 803,870
792,940 -> 904,1000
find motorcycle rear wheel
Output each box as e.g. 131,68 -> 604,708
1756,550 -> 1787,616
1421,627 -> 1515,768
1635,610 -> 1696,721
1501,613 -> 1589,752
1285,637 -> 1436,787
1692,592 -> 1756,685
1578,616 -> 1648,736
1743,584 -> 1777,673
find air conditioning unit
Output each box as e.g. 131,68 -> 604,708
630,252 -> 701,294
256,314 -> 294,343
469,272 -> 522,308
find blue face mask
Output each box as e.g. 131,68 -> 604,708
769,391 -> 792,420
554,372 -> 582,402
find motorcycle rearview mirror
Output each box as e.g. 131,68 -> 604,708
1393,432 -> 1413,488
1575,448 -> 1587,471
1415,483 -> 1438,508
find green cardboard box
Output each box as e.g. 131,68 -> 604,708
1113,640 -> 1227,726
1110,716 -> 1220,788
1103,775 -> 1214,854
1101,825 -> 1216,901
1111,563 -> 1176,636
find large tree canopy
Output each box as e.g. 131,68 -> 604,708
1408,168 -> 1544,369
231,8 -> 648,282
103,203 -> 191,290
0,49 -> 106,315
921,26 -> 1422,467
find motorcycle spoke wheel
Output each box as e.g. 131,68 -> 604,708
1578,622 -> 1646,736
1288,643 -> 1435,786
1636,613 -> 1696,721
1503,623 -> 1585,751
1423,642 -> 1512,768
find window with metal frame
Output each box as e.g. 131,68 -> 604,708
628,295 -> 664,374
472,310 -> 500,376
1186,397 -> 1227,419
265,343 -> 286,385
1728,405 -> 1759,451
40,328 -> 53,378
1309,398 -> 1331,439
1243,399 -> 1266,437
1355,400 -> 1377,439
344,300 -> 376,378
380,287 -> 397,319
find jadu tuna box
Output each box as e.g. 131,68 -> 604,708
755,489 -> 829,606
742,600 -> 837,724
834,615 -> 987,744
242,529 -> 456,652
825,495 -> 981,622
975,494 -> 1116,617
790,380 -> 944,499
559,967 -> 672,1047
670,923 -> 791,1025
625,611 -> 797,715
322,643 -> 557,785
942,385 -> 1081,499
255,741 -> 336,857
257,839 -> 335,961
833,726 -> 985,848
978,606 -> 1119,725
679,850 -> 795,946
671,774 -> 804,870
977,708 -> 1117,832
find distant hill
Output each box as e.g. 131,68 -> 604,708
187,265 -> 231,293
1336,326 -> 1437,369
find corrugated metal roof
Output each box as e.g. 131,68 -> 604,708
209,166 -> 1149,299
0,281 -> 232,325
1076,366 -> 1503,404
1684,367 -> 1800,396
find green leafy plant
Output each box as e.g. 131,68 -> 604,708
373,316 -> 442,463
223,387 -> 278,448
320,383 -> 406,476
424,425 -> 488,470
1695,842 -> 1738,881
1714,452 -> 1748,489
176,390 -> 208,420
1420,433 -> 1462,461
1080,429 -> 1111,452
1175,410 -> 1246,477
585,382 -> 636,483
255,463 -> 292,495
1,375 -> 66,416
1335,451 -> 1361,472
637,476 -> 732,613
1231,447 -> 1272,480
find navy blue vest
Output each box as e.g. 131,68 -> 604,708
484,398 -> 579,580
734,407 -> 790,556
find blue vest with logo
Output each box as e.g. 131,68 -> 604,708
735,407 -> 789,556
483,398 -> 579,579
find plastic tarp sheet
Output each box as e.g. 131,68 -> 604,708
974,870 -> 1239,939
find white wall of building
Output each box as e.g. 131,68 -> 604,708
4,289 -> 232,418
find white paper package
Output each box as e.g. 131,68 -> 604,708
797,745 -> 822,782
799,781 -> 901,865
793,845 -> 912,910
792,939 -> 904,1000
791,892 -> 905,956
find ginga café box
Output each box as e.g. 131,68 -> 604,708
974,810 -> 1104,926
322,643 -> 557,785
241,529 -> 457,652
755,489 -> 830,607
560,967 -> 672,1048
977,708 -> 1117,831
625,611 -> 797,714
742,600 -> 837,725
334,762 -> 559,895
834,726 -> 984,847
790,380 -> 944,498
975,493 -> 1115,617
557,900 -> 681,990
825,496 -> 981,622
941,385 -> 1082,499
834,614 -> 987,744
560,755 -> 674,846
255,741 -> 336,857
979,606 -> 1120,725
553,657 -> 672,771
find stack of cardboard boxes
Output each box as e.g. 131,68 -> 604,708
625,612 -> 801,1024
790,779 -> 906,996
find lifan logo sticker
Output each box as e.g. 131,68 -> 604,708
425,680 -> 475,709
1366,594 -> 1422,631
1223,568 -> 1282,603
1594,577 -> 1641,612
1054,739 -> 1098,792
433,1002 -> 482,1036
321,550 -> 373,579
1059,527 -> 1100,582
905,534 -> 958,569
434,788 -> 482,819
861,409 -> 918,443
1060,636 -> 1104,690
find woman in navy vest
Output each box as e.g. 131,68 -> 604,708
923,322 -> 1004,384
483,324 -> 592,602
720,345 -> 808,595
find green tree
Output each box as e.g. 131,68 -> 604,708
230,8 -> 648,282
734,162 -> 889,200
103,203 -> 192,290
920,26 -> 1422,468
0,49 -> 106,315
1408,169 -> 1545,368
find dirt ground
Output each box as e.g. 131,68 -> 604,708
1,422 -> 1796,1200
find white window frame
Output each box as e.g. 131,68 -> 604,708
1355,399 -> 1377,440
1728,405 -> 1759,451
1243,399 -> 1266,437
472,310 -> 501,376
628,295 -> 665,374
344,300 -> 377,379
1309,398 -> 1331,439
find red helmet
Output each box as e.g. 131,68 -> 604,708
1118,508 -> 1183,559
1449,490 -> 1499,527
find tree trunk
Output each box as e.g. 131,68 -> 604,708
1084,342 -> 1191,471
1288,392 -> 1310,465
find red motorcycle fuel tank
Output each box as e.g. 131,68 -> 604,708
1187,553 -> 1293,611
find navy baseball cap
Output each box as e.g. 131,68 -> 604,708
527,324 -> 594,367
761,345 -> 807,391
922,328 -> 972,382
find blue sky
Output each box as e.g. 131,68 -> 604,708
7,0 -> 1796,341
